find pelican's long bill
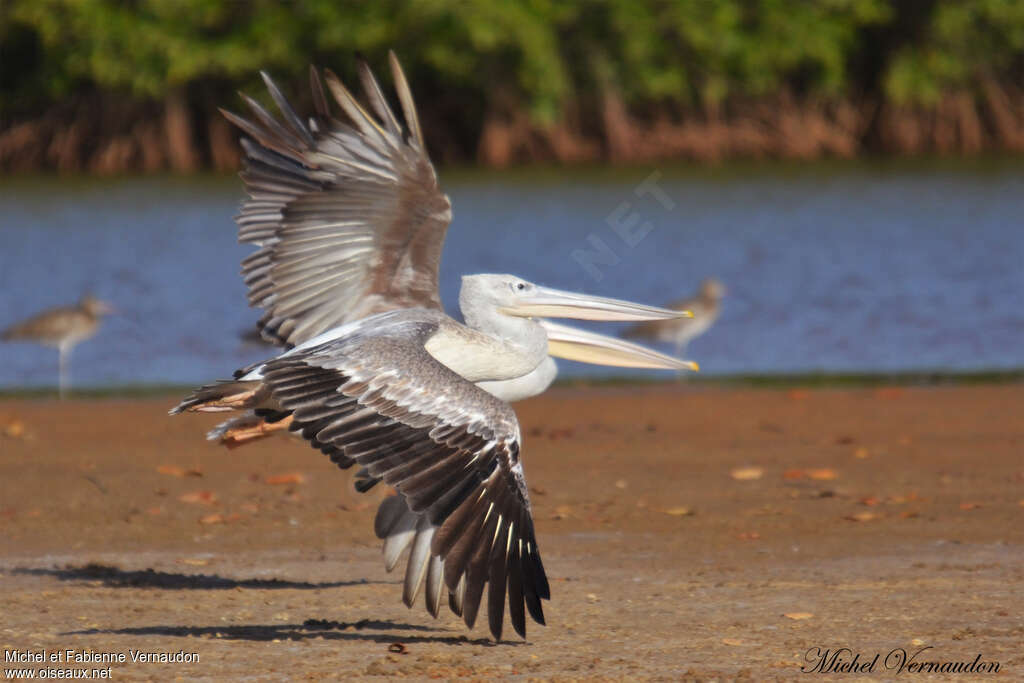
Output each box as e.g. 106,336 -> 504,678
539,319 -> 699,371
500,285 -> 693,322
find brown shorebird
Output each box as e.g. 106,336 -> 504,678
1,295 -> 114,398
623,278 -> 725,355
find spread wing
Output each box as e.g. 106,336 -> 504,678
224,52 -> 452,347
372,492 -> 470,625
260,321 -> 549,639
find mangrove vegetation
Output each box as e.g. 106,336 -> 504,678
1,0 -> 1022,172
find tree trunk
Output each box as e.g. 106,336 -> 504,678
164,86 -> 199,172
600,84 -> 634,161
208,115 -> 240,171
980,79 -> 1024,151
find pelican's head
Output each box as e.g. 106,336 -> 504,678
461,274 -> 693,323
81,295 -> 116,317
459,274 -> 698,371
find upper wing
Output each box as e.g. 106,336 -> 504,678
225,52 -> 452,347
261,321 -> 549,639
372,492 -> 469,625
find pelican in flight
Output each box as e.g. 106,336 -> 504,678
623,278 -> 726,355
215,317 -> 694,444
2,294 -> 114,398
173,54 -> 697,640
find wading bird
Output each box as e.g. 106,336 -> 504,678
2,295 -> 114,398
172,54 -> 697,640
623,278 -> 725,355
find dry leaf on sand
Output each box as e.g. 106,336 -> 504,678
845,511 -> 878,522
266,472 -> 306,485
730,467 -> 764,481
179,491 -> 217,505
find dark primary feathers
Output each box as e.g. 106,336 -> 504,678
260,311 -> 549,640
223,51 -> 453,348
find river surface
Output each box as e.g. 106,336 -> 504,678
1,161 -> 1022,389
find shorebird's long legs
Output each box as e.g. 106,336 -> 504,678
58,343 -> 69,400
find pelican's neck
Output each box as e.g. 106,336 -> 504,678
424,317 -> 547,383
419,292 -> 547,383
468,305 -> 538,343
460,281 -> 545,351
477,356 -> 558,402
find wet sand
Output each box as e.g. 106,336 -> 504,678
1,384 -> 1022,680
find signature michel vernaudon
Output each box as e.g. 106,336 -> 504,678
801,646 -> 1000,675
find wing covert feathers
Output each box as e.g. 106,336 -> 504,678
261,329 -> 547,640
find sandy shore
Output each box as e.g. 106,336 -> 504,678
1,384 -> 1022,680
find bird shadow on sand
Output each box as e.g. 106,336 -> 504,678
12,563 -> 392,590
65,618 -> 517,646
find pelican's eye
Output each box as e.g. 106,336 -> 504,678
516,283 -> 527,291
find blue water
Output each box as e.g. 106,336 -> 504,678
1,161 -> 1022,389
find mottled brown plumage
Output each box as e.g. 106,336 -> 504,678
2,295 -> 114,397
623,278 -> 725,354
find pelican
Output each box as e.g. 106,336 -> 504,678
1,294 -> 114,398
623,278 -> 726,355
363,315 -> 702,634
172,54 -> 697,640
214,318 -> 695,444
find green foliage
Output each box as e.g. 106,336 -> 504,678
6,0 -> 306,96
885,0 -> 1024,104
570,0 -> 891,109
1,0 -> 1022,118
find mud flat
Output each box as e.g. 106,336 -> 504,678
1,384 -> 1022,679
